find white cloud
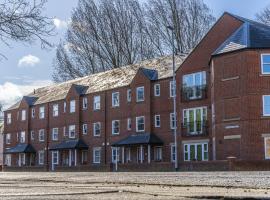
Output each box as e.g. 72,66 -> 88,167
0,80 -> 52,110
53,18 -> 69,29
18,55 -> 40,68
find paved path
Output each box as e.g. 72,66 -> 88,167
0,172 -> 270,199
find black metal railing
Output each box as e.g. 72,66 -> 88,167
181,121 -> 208,137
181,85 -> 207,102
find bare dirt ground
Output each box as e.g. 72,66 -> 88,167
0,172 -> 270,199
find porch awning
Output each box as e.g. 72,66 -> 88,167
4,144 -> 36,154
112,133 -> 163,147
49,139 -> 88,151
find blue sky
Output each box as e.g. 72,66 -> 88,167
0,0 -> 270,109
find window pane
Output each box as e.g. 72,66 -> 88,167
190,145 -> 195,160
263,64 -> 270,73
197,145 -> 202,161
264,96 -> 270,115
263,55 -> 270,63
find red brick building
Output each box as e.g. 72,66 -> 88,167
3,13 -> 270,171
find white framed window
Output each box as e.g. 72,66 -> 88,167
261,54 -> 270,74
52,128 -> 58,141
5,154 -> 11,166
82,97 -> 88,110
155,115 -> 160,127
93,122 -> 101,136
137,147 -> 144,162
136,116 -> 145,132
31,108 -> 35,118
38,150 -> 44,165
52,151 -> 59,165
53,104 -> 59,117
20,131 -> 25,143
5,133 -> 11,144
31,131 -> 35,140
183,71 -> 206,99
170,80 -> 176,97
63,101 -> 66,113
127,89 -> 131,102
70,100 -> 76,113
7,113 -> 11,124
154,84 -> 160,96
183,107 -> 207,134
93,95 -> 100,110
69,125 -> 76,138
111,147 -> 120,163
21,110 -> 26,121
170,113 -> 176,129
81,150 -> 88,164
264,137 -> 270,159
82,124 -> 88,135
39,106 -> 45,119
171,144 -> 176,162
39,129 -> 45,142
136,86 -> 144,102
263,95 -> 270,116
93,147 -> 101,164
126,148 -> 131,162
112,92 -> 119,107
184,143 -> 208,161
19,153 -> 25,166
154,147 -> 162,161
127,118 -> 131,130
112,120 -> 120,135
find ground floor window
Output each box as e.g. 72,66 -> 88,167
5,154 -> 11,166
154,147 -> 162,161
126,148 -> 131,162
171,144 -> 176,162
93,148 -> 101,164
137,147 -> 144,162
264,137 -> 270,159
81,150 -> 88,164
184,143 -> 208,161
52,151 -> 59,165
19,153 -> 25,166
111,147 -> 119,163
38,150 -> 44,165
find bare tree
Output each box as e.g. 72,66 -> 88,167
0,0 -> 54,59
53,0 -> 214,82
256,5 -> 270,25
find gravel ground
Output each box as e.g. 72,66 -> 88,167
0,172 -> 270,199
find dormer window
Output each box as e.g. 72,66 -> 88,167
261,54 -> 270,74
21,110 -> 26,121
70,100 -> 76,113
136,87 -> 144,102
112,92 -> 119,107
53,104 -> 59,117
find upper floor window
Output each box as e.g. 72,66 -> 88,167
63,101 -> 66,113
53,104 -> 59,117
263,95 -> 270,116
94,96 -> 100,110
52,128 -> 58,141
93,122 -> 101,136
21,110 -> 26,121
39,129 -> 45,142
261,54 -> 270,74
155,115 -> 160,128
127,118 -> 131,130
171,144 -> 176,162
112,92 -> 119,107
136,87 -> 144,102
7,113 -> 11,124
5,133 -> 11,144
154,84 -> 160,96
39,106 -> 45,119
31,131 -> 34,141
170,113 -> 176,129
136,116 -> 145,132
20,131 -> 25,143
63,126 -> 67,137
70,100 -> 76,113
170,81 -> 176,97
69,125 -> 76,138
182,71 -> 206,100
112,120 -> 120,135
82,97 -> 88,110
82,124 -> 88,135
127,89 -> 131,102
31,108 -> 35,118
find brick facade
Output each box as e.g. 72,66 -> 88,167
3,13 -> 270,171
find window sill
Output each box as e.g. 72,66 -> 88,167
259,73 -> 270,77
261,115 -> 270,119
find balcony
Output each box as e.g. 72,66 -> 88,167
181,85 -> 207,102
181,121 -> 208,137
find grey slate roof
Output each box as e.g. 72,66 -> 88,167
112,133 -> 164,146
214,12 -> 270,55
49,139 -> 88,150
5,144 -> 36,154
7,55 -> 186,111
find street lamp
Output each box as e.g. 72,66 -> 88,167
167,25 -> 178,171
